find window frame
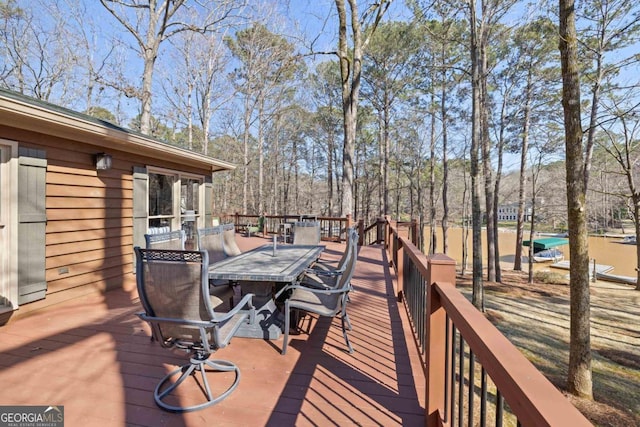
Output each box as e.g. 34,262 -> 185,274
0,138 -> 18,312
146,167 -> 205,246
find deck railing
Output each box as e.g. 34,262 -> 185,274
220,213 -> 354,242
362,217 -> 386,245
383,216 -> 591,426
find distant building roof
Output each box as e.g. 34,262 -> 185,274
0,88 -> 235,173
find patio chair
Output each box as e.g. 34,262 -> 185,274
292,220 -> 321,246
196,226 -> 235,305
144,229 -> 186,250
222,223 -> 242,256
134,247 -> 255,412
275,234 -> 358,355
196,226 -> 227,263
303,227 -> 358,290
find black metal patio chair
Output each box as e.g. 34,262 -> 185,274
275,233 -> 358,355
135,247 -> 255,412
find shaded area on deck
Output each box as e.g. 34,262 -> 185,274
0,237 -> 425,426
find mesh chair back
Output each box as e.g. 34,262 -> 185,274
196,226 -> 227,265
310,230 -> 357,312
135,248 -> 214,344
145,230 -> 186,250
293,221 -> 321,245
335,227 -> 358,271
336,230 -> 358,293
221,223 -> 242,256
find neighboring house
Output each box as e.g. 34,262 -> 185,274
0,89 -> 234,324
497,203 -> 532,222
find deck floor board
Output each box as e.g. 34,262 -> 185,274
0,236 -> 425,426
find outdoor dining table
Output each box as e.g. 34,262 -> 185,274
208,243 -> 324,339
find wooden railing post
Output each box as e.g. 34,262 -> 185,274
396,238 -> 404,302
411,218 -> 419,246
384,215 -> 391,253
357,219 -> 364,246
376,217 -> 384,244
345,214 -> 353,244
425,254 -> 456,426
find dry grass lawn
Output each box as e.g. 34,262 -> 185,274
457,270 -> 640,427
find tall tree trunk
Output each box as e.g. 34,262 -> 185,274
514,77 -> 532,270
335,0 -> 361,218
440,47 -> 449,255
493,110 -> 503,284
635,199 -> 640,290
559,0 -> 593,399
461,146 -> 471,276
273,114 -> 280,215
383,93 -> 390,217
378,115 -> 385,217
202,82 -> 211,156
328,116 -> 335,216
429,85 -> 437,255
140,50 -> 156,135
470,0 -> 484,310
527,162 -> 541,284
258,96 -> 265,215
242,95 -> 251,214
481,40 -> 496,284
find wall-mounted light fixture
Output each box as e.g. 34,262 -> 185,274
94,153 -> 112,170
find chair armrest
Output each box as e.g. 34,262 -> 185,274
305,267 -> 342,277
276,283 -> 346,298
138,312 -> 216,328
316,258 -> 339,265
214,293 -> 255,322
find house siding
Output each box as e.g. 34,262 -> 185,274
1,124 -> 218,322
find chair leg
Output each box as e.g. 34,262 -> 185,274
341,313 -> 354,354
154,354 -> 240,412
344,312 -> 353,331
282,300 -> 290,355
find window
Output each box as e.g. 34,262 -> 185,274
147,169 -> 203,248
148,173 -> 176,229
181,178 -> 200,217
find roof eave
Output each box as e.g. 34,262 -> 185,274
0,91 -> 235,173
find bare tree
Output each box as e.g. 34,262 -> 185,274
99,0 -> 244,135
0,0 -> 80,104
226,23 -> 299,214
468,0 -> 484,309
598,98 -> 640,290
334,0 -> 392,217
559,0 -> 593,399
161,26 -> 232,154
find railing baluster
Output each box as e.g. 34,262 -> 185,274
444,316 -> 450,423
496,389 -> 503,427
469,350 -> 475,427
480,367 -> 487,427
419,273 -> 425,354
458,336 -> 464,427
450,326 -> 457,426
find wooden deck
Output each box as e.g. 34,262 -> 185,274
0,236 -> 425,426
